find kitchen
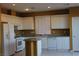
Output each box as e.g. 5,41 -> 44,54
0,3 -> 79,56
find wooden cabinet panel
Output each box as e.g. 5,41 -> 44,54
51,15 -> 69,29
1,14 -> 23,30
22,17 -> 34,29
35,16 -> 51,34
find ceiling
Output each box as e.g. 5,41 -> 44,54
1,3 -> 79,13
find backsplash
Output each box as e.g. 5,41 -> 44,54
15,30 -> 35,37
15,29 -> 70,37
51,29 -> 70,36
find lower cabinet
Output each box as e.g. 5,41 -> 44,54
48,37 -> 57,49
56,37 -> 70,49
42,37 -> 48,49
42,37 -> 70,50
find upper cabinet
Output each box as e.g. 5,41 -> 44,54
22,17 -> 34,30
1,14 -> 23,30
35,16 -> 51,34
51,14 -> 69,29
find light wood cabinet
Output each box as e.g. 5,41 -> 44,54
1,14 -> 23,30
35,16 -> 51,34
22,17 -> 34,30
51,14 -> 69,29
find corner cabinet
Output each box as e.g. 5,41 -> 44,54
51,14 -> 69,29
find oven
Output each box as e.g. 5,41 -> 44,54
16,38 -> 25,52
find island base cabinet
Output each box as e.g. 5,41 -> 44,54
25,39 -> 42,56
25,41 -> 37,56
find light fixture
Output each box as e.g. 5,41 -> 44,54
12,4 -> 16,6
25,8 -> 29,11
48,6 -> 51,8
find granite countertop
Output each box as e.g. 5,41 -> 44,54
24,38 -> 41,41
15,34 -> 69,38
15,34 -> 69,41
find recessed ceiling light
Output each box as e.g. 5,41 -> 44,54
25,8 -> 29,11
48,6 -> 51,8
12,4 -> 16,6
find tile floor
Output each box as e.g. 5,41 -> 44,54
13,49 -> 79,56
42,49 -> 79,56
13,49 -> 25,56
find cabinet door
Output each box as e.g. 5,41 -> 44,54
13,17 -> 23,30
35,16 -> 51,34
57,37 -> 69,49
42,37 -> 48,49
22,17 -> 34,29
51,15 -> 69,29
17,24 -> 23,30
63,37 -> 69,49
57,37 -> 63,49
48,37 -> 57,49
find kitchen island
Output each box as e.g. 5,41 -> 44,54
16,34 -> 69,56
24,37 -> 42,56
